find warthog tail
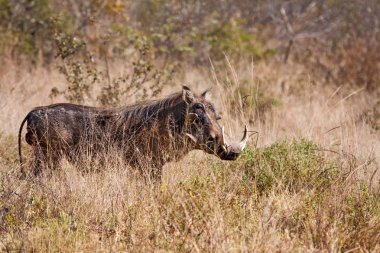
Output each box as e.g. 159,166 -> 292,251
18,113 -> 29,166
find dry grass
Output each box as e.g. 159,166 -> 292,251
0,58 -> 379,252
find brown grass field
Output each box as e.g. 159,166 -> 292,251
0,58 -> 379,252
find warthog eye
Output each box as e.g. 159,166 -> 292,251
194,103 -> 205,110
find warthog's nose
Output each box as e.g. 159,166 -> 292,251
217,125 -> 248,160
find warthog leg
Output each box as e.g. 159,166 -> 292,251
30,145 -> 62,177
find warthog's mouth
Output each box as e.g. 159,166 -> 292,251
186,126 -> 248,161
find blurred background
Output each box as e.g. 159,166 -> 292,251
0,0 -> 379,90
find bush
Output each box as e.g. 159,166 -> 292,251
238,139 -> 338,194
50,29 -> 176,105
0,0 -> 71,62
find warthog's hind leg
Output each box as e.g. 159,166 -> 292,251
30,146 -> 62,177
31,147 -> 44,176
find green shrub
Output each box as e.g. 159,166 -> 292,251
239,139 -> 338,194
0,0 -> 72,60
50,28 -> 176,105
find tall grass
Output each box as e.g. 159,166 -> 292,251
0,58 -> 379,252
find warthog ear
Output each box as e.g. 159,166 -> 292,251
201,88 -> 212,99
182,85 -> 194,104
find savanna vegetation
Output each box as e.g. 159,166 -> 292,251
0,0 -> 379,252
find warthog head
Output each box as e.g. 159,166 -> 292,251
182,86 -> 248,160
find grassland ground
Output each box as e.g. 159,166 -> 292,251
0,59 -> 379,252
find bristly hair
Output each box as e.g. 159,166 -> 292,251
120,91 -> 189,134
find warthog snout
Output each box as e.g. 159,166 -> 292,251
218,125 -> 248,160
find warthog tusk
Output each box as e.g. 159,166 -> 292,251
239,125 -> 248,150
221,126 -> 227,153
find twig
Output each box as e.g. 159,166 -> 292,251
324,126 -> 341,134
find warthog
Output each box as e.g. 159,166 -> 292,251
18,86 -> 248,179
